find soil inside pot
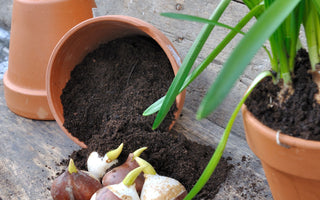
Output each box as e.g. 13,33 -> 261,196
60,36 -> 232,199
245,49 -> 320,140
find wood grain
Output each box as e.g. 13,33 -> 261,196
0,0 -> 273,199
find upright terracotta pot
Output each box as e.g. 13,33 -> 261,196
242,105 -> 320,200
3,0 -> 96,120
47,15 -> 186,148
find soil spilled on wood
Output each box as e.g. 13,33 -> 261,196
60,36 -> 232,199
246,49 -> 320,140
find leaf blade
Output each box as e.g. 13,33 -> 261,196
152,0 -> 232,129
143,4 -> 263,116
161,13 -> 245,34
196,0 -> 301,119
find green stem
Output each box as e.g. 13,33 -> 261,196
266,0 -> 300,84
184,71 -> 273,200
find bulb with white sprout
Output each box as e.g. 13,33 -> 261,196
87,143 -> 124,180
135,157 -> 187,200
91,165 -> 145,200
102,147 -> 147,194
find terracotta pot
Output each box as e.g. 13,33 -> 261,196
3,0 -> 96,120
242,105 -> 320,200
47,15 -> 186,148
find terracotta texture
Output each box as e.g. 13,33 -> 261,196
242,105 -> 320,200
3,0 -> 96,120
46,15 -> 186,148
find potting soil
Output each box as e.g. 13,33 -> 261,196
246,49 -> 320,140
60,36 -> 232,199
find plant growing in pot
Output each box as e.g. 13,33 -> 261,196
144,0 -> 320,199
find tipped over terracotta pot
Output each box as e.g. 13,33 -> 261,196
3,0 -> 96,120
46,15 -> 186,148
242,105 -> 320,200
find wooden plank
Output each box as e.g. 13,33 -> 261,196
0,0 -> 274,199
0,82 -> 80,199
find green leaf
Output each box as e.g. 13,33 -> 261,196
311,0 -> 320,15
161,13 -> 245,34
144,4 -> 263,116
143,96 -> 164,116
304,0 -> 320,69
196,0 -> 301,120
243,0 -> 263,12
151,0 -> 232,129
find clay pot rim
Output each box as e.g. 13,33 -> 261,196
242,104 -> 320,150
47,15 -> 186,148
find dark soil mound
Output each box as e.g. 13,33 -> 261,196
60,36 -> 232,199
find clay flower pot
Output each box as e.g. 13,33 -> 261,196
242,105 -> 320,200
3,0 -> 96,120
47,15 -> 186,148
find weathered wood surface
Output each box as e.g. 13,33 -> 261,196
0,0 -> 273,199
0,82 -> 80,199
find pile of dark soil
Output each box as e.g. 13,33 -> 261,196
60,36 -> 232,199
246,49 -> 320,140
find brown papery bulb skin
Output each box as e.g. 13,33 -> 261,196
51,171 -> 71,200
51,170 -> 102,200
93,186 -> 121,200
175,191 -> 188,200
102,153 -> 145,194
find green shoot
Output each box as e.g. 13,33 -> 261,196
184,71 -> 273,200
122,166 -> 146,186
106,143 -> 124,162
266,0 -> 303,85
68,159 -> 78,174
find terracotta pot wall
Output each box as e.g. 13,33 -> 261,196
242,105 -> 320,200
3,0 -> 95,120
47,15 -> 186,148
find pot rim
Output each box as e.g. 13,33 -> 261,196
242,104 -> 320,149
47,15 -> 186,148
242,104 -> 320,179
